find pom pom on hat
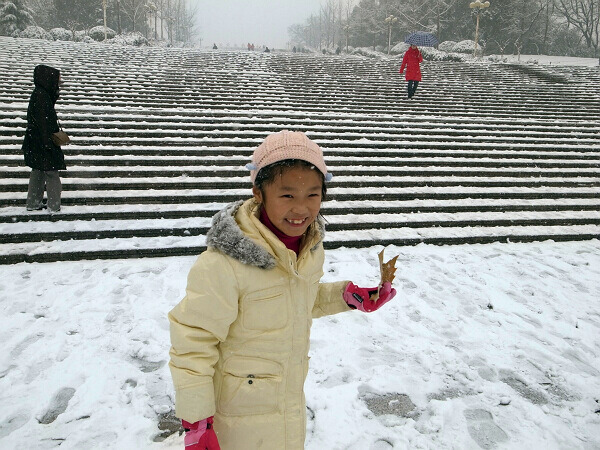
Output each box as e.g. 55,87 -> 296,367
247,130 -> 331,183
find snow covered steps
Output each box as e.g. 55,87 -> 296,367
0,37 -> 599,263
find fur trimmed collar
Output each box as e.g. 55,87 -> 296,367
206,200 -> 325,270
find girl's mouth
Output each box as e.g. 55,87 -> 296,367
286,218 -> 307,226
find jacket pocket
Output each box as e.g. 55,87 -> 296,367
241,286 -> 288,331
218,357 -> 283,416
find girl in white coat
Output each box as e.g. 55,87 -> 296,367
169,130 -> 397,450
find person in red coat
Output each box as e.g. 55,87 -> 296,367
399,45 -> 424,99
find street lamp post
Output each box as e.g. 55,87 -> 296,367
385,15 -> 398,55
102,0 -> 107,41
469,0 -> 490,57
343,24 -> 350,53
145,2 -> 158,40
165,16 -> 173,45
151,3 -> 158,40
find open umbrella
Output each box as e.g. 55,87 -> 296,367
404,31 -> 438,47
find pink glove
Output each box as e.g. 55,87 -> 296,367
182,417 -> 220,450
343,282 -> 396,313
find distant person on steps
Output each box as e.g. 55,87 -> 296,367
399,45 -> 423,99
22,65 -> 66,213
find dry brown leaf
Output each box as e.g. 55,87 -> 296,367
370,249 -> 399,301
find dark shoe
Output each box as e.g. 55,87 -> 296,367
26,204 -> 47,211
26,199 -> 47,211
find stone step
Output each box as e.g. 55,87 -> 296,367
2,156 -> 597,169
1,225 -> 598,265
4,106 -> 599,133
3,99 -> 597,121
3,139 -> 599,156
4,85 -> 596,103
2,199 -> 599,224
2,177 -> 598,193
3,119 -> 600,140
4,128 -> 600,147
1,188 -> 598,208
4,166 -> 599,178
3,106 -> 599,126
3,211 -> 599,245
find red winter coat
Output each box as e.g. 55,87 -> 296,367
399,47 -> 423,81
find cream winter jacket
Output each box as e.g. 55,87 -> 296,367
169,198 -> 350,450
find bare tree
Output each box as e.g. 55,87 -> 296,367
320,0 -> 341,49
113,0 -> 122,34
145,1 -> 158,39
120,0 -> 146,32
288,0 -> 596,57
434,0 -> 456,42
556,0 -> 600,57
509,0 -> 547,59
492,37 -> 512,55
391,0 -> 435,33
28,0 -> 54,27
351,0 -> 385,49
537,0 -> 555,54
175,0 -> 199,44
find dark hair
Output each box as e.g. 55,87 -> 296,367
254,159 -> 327,200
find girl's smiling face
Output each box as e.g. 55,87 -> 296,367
253,165 -> 323,237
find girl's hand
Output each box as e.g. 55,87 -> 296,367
343,282 -> 396,312
182,417 -> 221,449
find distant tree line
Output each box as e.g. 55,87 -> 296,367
0,0 -> 199,44
288,0 -> 599,58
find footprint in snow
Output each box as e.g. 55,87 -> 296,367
370,438 -> 394,449
37,387 -> 76,424
363,392 -> 418,419
499,370 -> 549,405
24,358 -> 53,384
155,409 -> 183,442
130,355 -> 166,373
428,386 -> 477,401
0,412 -> 29,438
10,332 -> 44,358
319,369 -> 353,388
0,364 -> 16,379
463,408 -> 508,449
120,378 -> 138,405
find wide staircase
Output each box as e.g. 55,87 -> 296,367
1,37 -> 599,264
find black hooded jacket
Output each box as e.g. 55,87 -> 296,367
22,65 -> 66,171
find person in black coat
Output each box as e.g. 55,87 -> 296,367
22,65 -> 65,212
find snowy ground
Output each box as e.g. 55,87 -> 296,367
1,240 -> 599,449
486,54 -> 600,67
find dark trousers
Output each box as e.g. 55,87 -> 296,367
407,80 -> 419,98
26,169 -> 62,211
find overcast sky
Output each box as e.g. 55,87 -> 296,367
193,0 -> 326,49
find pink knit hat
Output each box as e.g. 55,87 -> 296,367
246,130 -> 332,183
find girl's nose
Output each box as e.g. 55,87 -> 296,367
291,202 -> 309,214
